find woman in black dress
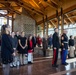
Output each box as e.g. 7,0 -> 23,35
18,31 -> 27,65
1,25 -> 15,75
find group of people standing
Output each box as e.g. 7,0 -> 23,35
52,28 -> 75,67
0,25 -> 38,75
0,24 -> 75,75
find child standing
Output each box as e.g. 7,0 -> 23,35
27,35 -> 33,64
10,32 -> 18,67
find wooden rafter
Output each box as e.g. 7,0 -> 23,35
51,0 -> 58,5
59,16 -> 69,25
6,7 -> 21,15
64,19 -> 69,25
31,0 -> 40,9
65,14 -> 75,24
0,1 -> 14,3
0,6 -> 21,10
38,1 -> 45,10
0,0 -> 44,15
37,4 -> 76,25
65,15 -> 76,19
18,0 -> 44,15
0,13 -> 7,17
16,3 -> 39,16
15,0 -> 44,16
42,0 -> 58,9
32,0 -> 45,11
50,0 -> 62,7
0,1 -> 36,19
50,20 -> 56,27
0,2 -> 21,15
49,21 -> 54,28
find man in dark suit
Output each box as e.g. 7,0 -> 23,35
52,28 -> 60,67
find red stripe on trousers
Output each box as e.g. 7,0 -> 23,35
52,49 -> 56,65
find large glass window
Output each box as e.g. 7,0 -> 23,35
0,10 -> 12,33
48,23 -> 76,38
37,23 -> 76,38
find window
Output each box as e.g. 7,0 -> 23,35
0,10 -> 12,33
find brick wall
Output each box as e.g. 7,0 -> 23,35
14,14 -> 36,36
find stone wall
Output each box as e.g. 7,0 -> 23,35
14,14 -> 36,36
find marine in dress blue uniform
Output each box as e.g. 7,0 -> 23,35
61,31 -> 68,65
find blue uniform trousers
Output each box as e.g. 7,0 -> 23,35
62,49 -> 68,64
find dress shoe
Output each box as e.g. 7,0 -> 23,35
62,63 -> 68,65
52,64 -> 58,67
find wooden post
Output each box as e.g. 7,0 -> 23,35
46,15 -> 48,37
61,8 -> 64,34
35,21 -> 37,36
56,10 -> 60,35
12,14 -> 14,32
56,10 -> 59,29
7,11 -> 9,25
43,16 -> 45,35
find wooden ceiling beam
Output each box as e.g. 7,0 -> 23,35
0,1 -> 14,3
32,0 -> 41,9
15,1 -> 43,16
0,7 -> 35,20
59,16 -> 69,25
1,3 -> 21,15
64,19 -> 69,25
32,0 -> 45,11
51,0 -> 62,7
49,21 -> 54,28
17,0 -> 44,15
50,20 -> 56,27
51,0 -> 58,5
0,0 -> 17,4
0,0 -> 44,15
65,15 -> 76,19
0,6 -> 21,9
0,13 -> 7,17
42,0 -> 58,10
65,14 -> 75,24
0,13 -> 14,18
37,4 -> 76,25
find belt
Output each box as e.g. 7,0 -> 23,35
64,42 -> 68,43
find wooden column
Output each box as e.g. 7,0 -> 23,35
56,10 -> 60,35
12,15 -> 14,32
61,8 -> 64,34
56,10 -> 59,29
43,16 -> 45,35
7,11 -> 9,25
35,21 -> 37,36
46,15 -> 48,37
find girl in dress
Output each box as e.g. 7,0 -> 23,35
27,35 -> 34,64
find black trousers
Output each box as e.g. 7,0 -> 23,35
0,51 -> 1,64
43,50 -> 46,57
52,48 -> 59,65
